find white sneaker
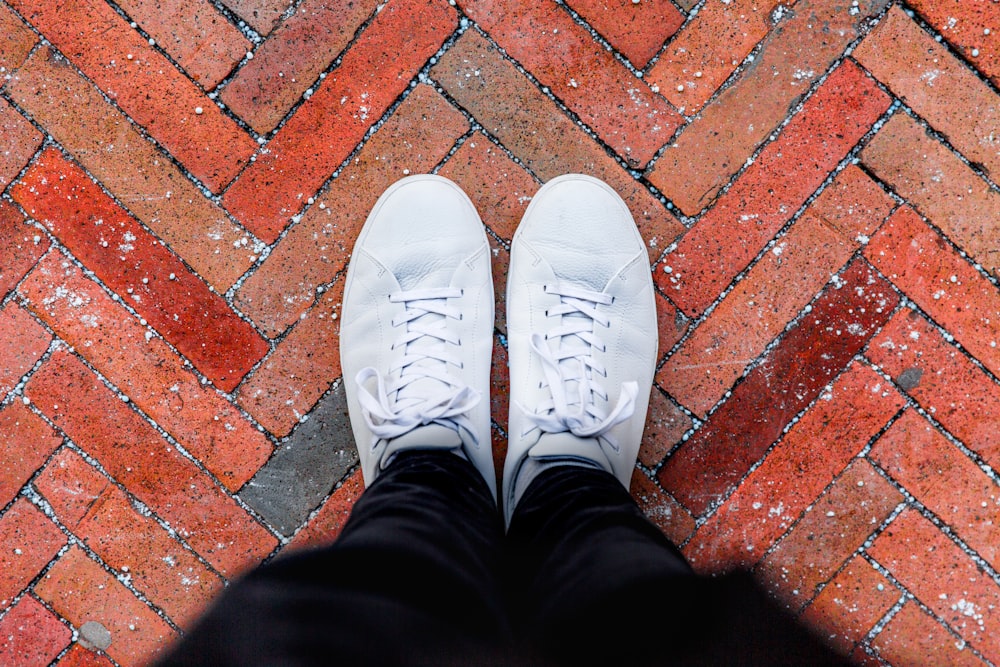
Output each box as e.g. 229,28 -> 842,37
340,175 -> 496,499
503,174 -> 658,522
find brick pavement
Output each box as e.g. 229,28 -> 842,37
0,0 -> 998,664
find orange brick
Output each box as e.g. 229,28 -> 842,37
867,309 -> 1000,472
114,0 -> 252,89
862,112 -> 1000,278
758,460 -> 902,610
235,85 -> 468,337
0,401 -> 62,509
656,61 -> 891,317
223,0 -> 457,242
0,595 -> 71,666
0,302 -> 50,402
287,470 -> 364,552
649,0 -> 790,114
630,471 -> 696,546
8,0 -> 256,192
873,601 -> 989,667
637,387 -> 692,468
459,0 -> 680,167
36,449 -> 225,628
56,643 -> 116,667
659,166 -> 892,415
799,555 -> 899,656
432,30 -> 684,261
0,2 -> 36,73
906,0 -> 1000,86
19,253 -> 271,491
13,149 -> 269,392
564,0 -> 683,68
0,200 -> 49,298
239,279 -> 344,437
218,0 -> 289,35
864,206 -> 1000,378
6,46 -> 255,292
648,0 -> 888,214
0,98 -> 41,190
870,410 -> 1000,570
25,350 -> 278,576
854,6 -> 1000,181
0,498 -> 66,608
221,0 -> 379,133
35,546 -> 175,666
681,362 -> 904,572
868,509 -> 1000,663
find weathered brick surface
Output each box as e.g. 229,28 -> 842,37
872,601 -> 989,667
0,401 -> 62,509
630,470 -> 696,546
637,387 -> 692,468
855,6 -> 1000,181
218,0 -> 289,36
648,0 -> 889,214
7,46 -> 256,292
906,0 -> 1000,86
25,350 -> 278,576
0,595 -> 71,666
865,206 -> 1000,377
862,112 -> 1000,277
0,1 -> 35,73
0,301 -> 50,401
223,0 -> 457,242
655,62 -> 891,317
13,149 -> 269,392
0,497 -> 66,608
56,643 -> 116,667
19,253 -> 272,490
221,0 -> 379,133
0,98 -> 41,189
564,0 -> 683,69
287,470 -> 364,552
0,200 -> 48,298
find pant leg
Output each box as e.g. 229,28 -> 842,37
506,465 -> 852,667
156,450 -> 512,667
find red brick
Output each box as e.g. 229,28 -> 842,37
0,498 -> 66,608
648,0 -> 790,114
655,61 -> 891,317
851,646 -> 888,667
659,165 -> 892,415
35,449 -> 225,628
239,278 -> 344,437
25,350 -> 278,576
19,253 -> 271,490
287,470 -> 364,552
861,112 -> 1000,278
114,0 -> 252,89
221,0 -> 379,133
637,387 -> 692,468
13,149 -> 268,392
564,0 -> 683,68
234,85 -> 468,337
0,302 -> 50,402
659,261 -> 900,518
0,200 -> 49,298
870,410 -> 1000,570
0,595 -> 71,666
630,471 -> 696,546
35,546 -> 175,666
906,0 -> 1000,86
432,30 -> 684,261
648,0 -> 889,215
654,290 -> 689,360
872,601 -> 989,667
459,0 -> 680,167
218,0 -> 289,36
56,643 -> 116,667
681,362 -> 904,571
0,2 -> 36,73
854,6 -> 1000,181
0,401 -> 62,509
867,308 -> 1000,472
0,98 -> 41,190
799,555 -> 900,656
8,0 -> 256,192
868,509 -> 1000,663
864,206 -> 1000,378
223,0 -> 457,242
6,46 -> 255,292
758,459 -> 902,610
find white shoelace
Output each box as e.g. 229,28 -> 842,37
517,282 -> 637,450
355,287 -> 480,449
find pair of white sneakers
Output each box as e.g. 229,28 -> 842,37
340,174 -> 658,523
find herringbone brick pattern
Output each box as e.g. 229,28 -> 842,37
0,0 -> 997,664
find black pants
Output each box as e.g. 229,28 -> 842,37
157,451 -> 848,666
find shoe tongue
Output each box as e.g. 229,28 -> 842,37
529,432 -> 611,473
386,423 -> 463,452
